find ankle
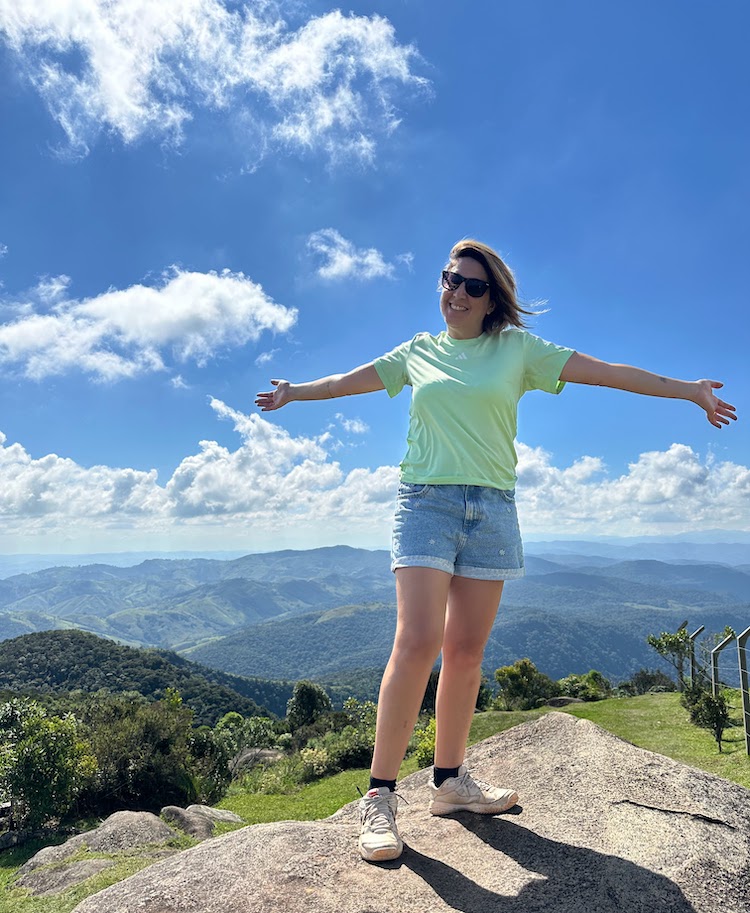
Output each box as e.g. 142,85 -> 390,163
369,776 -> 397,792
433,766 -> 460,788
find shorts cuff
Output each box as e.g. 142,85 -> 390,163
453,564 -> 526,581
391,555 -> 454,575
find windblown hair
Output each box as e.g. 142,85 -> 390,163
447,239 -> 537,335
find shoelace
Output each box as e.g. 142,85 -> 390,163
456,771 -> 494,793
356,787 -> 409,830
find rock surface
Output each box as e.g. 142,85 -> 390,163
69,713 -> 750,913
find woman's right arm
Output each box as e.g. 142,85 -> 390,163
255,363 -> 385,412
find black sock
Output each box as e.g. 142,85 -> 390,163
433,766 -> 460,788
369,776 -> 397,792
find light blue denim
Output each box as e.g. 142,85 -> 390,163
391,482 -> 525,580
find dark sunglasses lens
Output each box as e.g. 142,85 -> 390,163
465,279 -> 488,298
442,270 -> 459,290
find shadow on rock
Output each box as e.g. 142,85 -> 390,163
397,816 -> 697,913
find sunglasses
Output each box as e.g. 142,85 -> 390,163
441,270 -> 490,298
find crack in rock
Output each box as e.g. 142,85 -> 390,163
612,799 -> 737,830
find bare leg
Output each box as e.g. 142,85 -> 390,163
434,577 -> 504,768
370,567 -> 452,780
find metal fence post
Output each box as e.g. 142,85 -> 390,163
711,632 -> 737,697
689,625 -> 705,688
738,625 -> 750,756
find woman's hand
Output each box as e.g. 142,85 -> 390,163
691,380 -> 738,429
255,379 -> 293,412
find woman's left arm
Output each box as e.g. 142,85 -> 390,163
559,352 -> 738,429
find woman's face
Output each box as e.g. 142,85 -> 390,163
440,256 -> 494,339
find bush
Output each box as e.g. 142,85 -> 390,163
77,690 -> 197,813
558,670 -> 612,702
494,659 -> 561,710
0,698 -> 96,831
413,716 -> 436,769
688,691 -> 732,752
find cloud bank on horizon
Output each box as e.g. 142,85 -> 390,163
1,405 -> 748,552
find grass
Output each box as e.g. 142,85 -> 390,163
559,689 -> 750,789
0,842 -> 182,913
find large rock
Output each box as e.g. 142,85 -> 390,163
71,713 -> 750,913
15,811 -> 179,896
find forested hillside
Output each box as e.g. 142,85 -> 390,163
187,594 -> 748,685
0,629 -> 295,723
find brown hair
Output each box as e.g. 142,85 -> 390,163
447,239 -> 536,334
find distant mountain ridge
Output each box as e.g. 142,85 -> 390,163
0,546 -> 393,649
0,547 -> 747,690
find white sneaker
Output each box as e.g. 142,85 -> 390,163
358,787 -> 403,862
429,765 -> 518,816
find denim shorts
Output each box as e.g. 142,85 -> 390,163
391,482 -> 525,580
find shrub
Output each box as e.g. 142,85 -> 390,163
494,659 -> 561,710
413,716 -> 437,769
688,691 -> 732,752
0,698 -> 96,831
558,670 -> 612,702
77,691 -> 197,813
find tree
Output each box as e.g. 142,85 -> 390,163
286,681 -> 332,731
689,692 -> 732,752
619,668 -> 676,696
647,625 -> 692,691
494,659 -> 561,710
0,698 -> 95,830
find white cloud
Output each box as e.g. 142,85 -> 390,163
254,348 -> 279,367
0,267 -> 297,381
335,412 -> 369,434
0,1 -> 427,164
515,441 -> 750,534
0,243 -> 7,257
307,228 -> 410,281
1,418 -> 748,553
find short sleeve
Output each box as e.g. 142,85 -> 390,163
373,338 -> 413,398
521,332 -> 575,395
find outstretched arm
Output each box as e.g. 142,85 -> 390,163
255,363 -> 385,412
559,352 -> 738,429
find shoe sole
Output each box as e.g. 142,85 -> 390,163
359,840 -> 404,862
429,791 -> 519,816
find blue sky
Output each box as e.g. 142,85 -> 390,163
0,0 -> 748,554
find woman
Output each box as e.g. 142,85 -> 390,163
255,238 -> 737,863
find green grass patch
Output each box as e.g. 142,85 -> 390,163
0,847 -> 161,913
558,690 -> 750,789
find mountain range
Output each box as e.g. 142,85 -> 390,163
0,545 -> 747,688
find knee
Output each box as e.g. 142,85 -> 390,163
391,632 -> 442,668
441,640 -> 485,672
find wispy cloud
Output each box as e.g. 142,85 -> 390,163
0,1 -> 427,164
254,348 -> 279,367
1,412 -> 749,552
0,268 -> 296,381
0,243 -> 7,258
335,412 -> 369,434
307,228 -> 411,281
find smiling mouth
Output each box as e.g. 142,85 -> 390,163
449,303 -> 468,311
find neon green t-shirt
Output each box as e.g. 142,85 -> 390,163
373,328 -> 575,489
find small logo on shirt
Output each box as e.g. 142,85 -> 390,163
455,352 -> 468,360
